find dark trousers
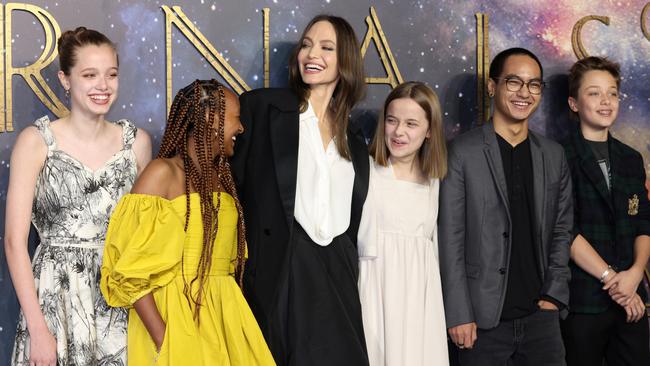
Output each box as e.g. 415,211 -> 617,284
561,306 -> 650,366
458,309 -> 566,366
281,223 -> 369,366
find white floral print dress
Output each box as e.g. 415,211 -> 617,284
11,116 -> 138,366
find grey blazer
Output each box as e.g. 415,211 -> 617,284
438,123 -> 573,330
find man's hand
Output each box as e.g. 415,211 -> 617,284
537,299 -> 559,310
448,322 -> 478,349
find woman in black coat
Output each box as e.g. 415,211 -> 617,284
231,14 -> 370,366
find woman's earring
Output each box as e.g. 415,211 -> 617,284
65,88 -> 70,99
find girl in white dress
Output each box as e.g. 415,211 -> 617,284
358,81 -> 449,366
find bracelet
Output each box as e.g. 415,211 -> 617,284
599,265 -> 612,283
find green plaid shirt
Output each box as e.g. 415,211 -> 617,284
562,128 -> 650,314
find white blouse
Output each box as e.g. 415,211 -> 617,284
294,102 -> 355,246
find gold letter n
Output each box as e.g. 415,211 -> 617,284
162,5 -> 250,114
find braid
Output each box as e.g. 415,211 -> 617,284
213,85 -> 247,287
221,159 -> 246,287
188,80 -> 215,316
156,79 -> 247,322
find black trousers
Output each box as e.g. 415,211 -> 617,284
458,309 -> 566,366
269,223 -> 369,366
561,305 -> 650,366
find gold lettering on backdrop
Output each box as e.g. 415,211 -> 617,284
0,4 -> 4,133
571,15 -> 610,59
162,5 -> 250,114
2,3 -> 66,133
476,13 -> 489,125
360,7 -> 403,88
642,3 -> 650,41
263,8 -> 270,88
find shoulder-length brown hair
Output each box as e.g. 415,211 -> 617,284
288,14 -> 366,160
370,81 -> 447,179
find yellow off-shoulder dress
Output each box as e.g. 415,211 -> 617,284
100,192 -> 275,366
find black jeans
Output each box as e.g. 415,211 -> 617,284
561,305 -> 650,366
458,309 -> 566,366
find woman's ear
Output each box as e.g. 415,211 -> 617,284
57,70 -> 70,92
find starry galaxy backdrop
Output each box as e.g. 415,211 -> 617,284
0,0 -> 649,361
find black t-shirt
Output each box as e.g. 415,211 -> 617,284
587,140 -> 610,191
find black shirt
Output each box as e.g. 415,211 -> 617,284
587,140 -> 611,191
496,134 -> 542,320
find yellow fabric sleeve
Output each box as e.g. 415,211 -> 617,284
100,194 -> 185,307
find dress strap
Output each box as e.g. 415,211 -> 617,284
117,119 -> 137,150
32,116 -> 56,152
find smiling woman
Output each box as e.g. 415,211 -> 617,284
297,21 -> 339,91
60,44 -> 119,121
232,14 -> 370,366
4,27 -> 151,366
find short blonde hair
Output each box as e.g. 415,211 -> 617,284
370,81 -> 447,179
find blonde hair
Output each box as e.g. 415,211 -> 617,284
370,81 -> 447,179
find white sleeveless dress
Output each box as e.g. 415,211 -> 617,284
358,160 -> 449,366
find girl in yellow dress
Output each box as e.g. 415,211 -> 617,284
100,80 -> 275,365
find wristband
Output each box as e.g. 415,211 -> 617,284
599,265 -> 612,283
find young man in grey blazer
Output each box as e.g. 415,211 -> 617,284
439,47 -> 573,366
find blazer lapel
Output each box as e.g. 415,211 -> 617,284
482,123 -> 510,214
346,127 -> 370,244
529,133 -> 547,276
530,133 -> 545,239
607,134 -> 625,213
269,100 -> 300,232
574,130 -> 614,212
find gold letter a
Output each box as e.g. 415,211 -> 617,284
360,7 -> 403,88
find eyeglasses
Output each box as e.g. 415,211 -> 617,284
493,77 -> 545,95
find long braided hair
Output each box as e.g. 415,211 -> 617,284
157,79 -> 246,321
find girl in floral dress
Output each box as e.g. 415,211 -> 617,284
4,27 -> 151,366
